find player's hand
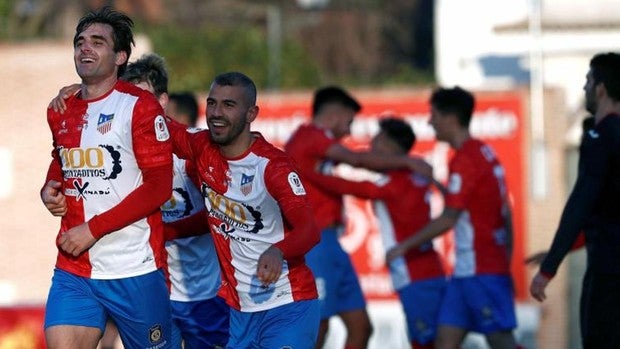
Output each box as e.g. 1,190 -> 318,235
41,180 -> 67,216
524,251 -> 548,265
385,244 -> 406,264
58,222 -> 97,257
529,272 -> 551,302
408,156 -> 433,179
256,246 -> 283,286
48,83 -> 81,113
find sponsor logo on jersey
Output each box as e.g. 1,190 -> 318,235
96,113 -> 114,134
288,172 -> 306,195
58,145 -> 122,180
240,173 -> 254,196
161,187 -> 194,220
154,115 -> 170,141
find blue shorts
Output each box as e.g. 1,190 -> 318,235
227,299 -> 319,349
305,228 -> 366,319
171,296 -> 230,349
438,274 -> 517,334
44,268 -> 173,348
397,277 -> 446,345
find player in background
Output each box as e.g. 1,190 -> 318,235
386,87 -> 518,349
164,91 -> 230,349
284,86 -> 432,349
165,71 -> 321,348
40,7 -> 173,349
368,118 -> 446,349
530,52 -> 620,348
318,117 -> 446,348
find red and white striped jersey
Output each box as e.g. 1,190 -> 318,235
445,138 -> 511,277
46,80 -> 172,279
372,170 -> 445,289
168,123 -> 318,312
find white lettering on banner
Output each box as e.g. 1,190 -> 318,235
252,109 -> 518,145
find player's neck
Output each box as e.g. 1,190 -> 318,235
594,98 -> 620,124
80,75 -> 118,100
219,132 -> 255,159
450,130 -> 470,149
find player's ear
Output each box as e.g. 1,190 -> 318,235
115,51 -> 128,67
247,105 -> 259,124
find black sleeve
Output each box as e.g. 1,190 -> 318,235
540,122 -> 611,276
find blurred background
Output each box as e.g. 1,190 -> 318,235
1,0 -> 619,348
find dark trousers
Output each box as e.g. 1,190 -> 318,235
581,269 -> 620,348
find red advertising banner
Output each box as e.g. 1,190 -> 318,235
252,89 -> 527,301
0,306 -> 46,349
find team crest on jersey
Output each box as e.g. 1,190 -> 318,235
240,173 -> 254,196
96,113 -> 114,134
154,115 -> 170,141
288,172 -> 306,195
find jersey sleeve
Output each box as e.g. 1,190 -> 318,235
265,156 -> 320,259
131,96 -> 172,169
540,120 -> 615,276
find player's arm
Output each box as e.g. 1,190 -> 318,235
257,159 -> 320,285
302,168 -> 384,199
164,209 -> 210,240
41,154 -> 67,217
385,206 -> 460,263
267,160 -> 321,259
88,98 -> 174,239
531,123 -> 614,302
325,142 -> 433,178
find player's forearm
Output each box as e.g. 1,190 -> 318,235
164,209 -> 210,240
89,164 -> 173,238
401,213 -> 454,253
540,175 -> 601,276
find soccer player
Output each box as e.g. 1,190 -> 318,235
284,86 -> 432,349
165,71 -> 321,348
39,7 -> 173,349
530,52 -> 620,348
386,87 -> 518,349
49,56 -> 231,349
322,117 -> 446,348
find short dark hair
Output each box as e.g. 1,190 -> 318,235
379,117 -> 415,153
74,6 -> 135,77
212,72 -> 257,106
312,86 -> 361,116
169,92 -> 199,127
122,54 -> 168,97
429,86 -> 475,128
590,52 -> 620,102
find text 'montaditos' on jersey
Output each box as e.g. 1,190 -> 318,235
372,171 -> 445,290
46,80 -> 172,279
168,122 -> 318,312
445,138 -> 511,277
284,124 -> 342,229
164,155 -> 221,301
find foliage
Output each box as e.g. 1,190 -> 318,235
143,23 -> 321,92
